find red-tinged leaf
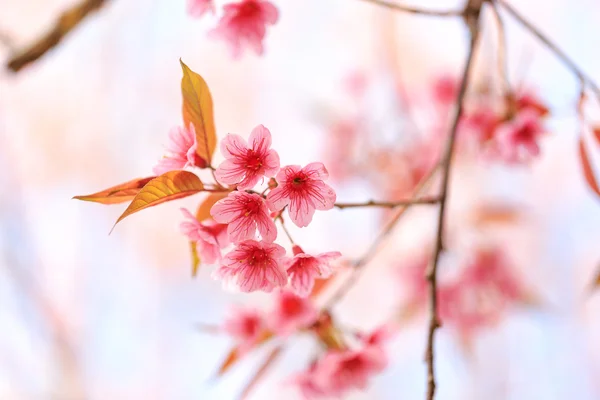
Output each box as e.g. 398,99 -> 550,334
578,137 -> 600,197
180,59 -> 217,165
196,191 -> 230,222
113,171 -> 204,229
593,126 -> 600,145
73,177 -> 155,205
216,330 -> 274,376
237,346 -> 284,400
309,276 -> 334,300
190,241 -> 201,277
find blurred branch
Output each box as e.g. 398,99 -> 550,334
497,0 -> 600,100
334,196 -> 440,209
324,163 -> 440,308
359,0 -> 462,17
425,1 -> 482,399
6,0 -> 109,72
489,1 -> 510,96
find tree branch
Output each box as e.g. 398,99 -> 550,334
424,1 -> 482,399
358,0 -> 462,17
334,196 -> 440,209
6,0 -> 109,72
497,0 -> 600,100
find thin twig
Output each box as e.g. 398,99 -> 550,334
334,196 -> 440,209
324,163 -> 441,308
489,1 -> 511,96
497,0 -> 600,99
278,217 -> 295,245
424,1 -> 482,399
359,0 -> 462,17
6,0 -> 109,72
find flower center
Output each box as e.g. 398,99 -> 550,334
245,150 -> 263,171
281,295 -> 304,316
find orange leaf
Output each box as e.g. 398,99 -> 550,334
470,203 -> 524,227
578,137 -> 600,197
216,330 -> 274,376
73,177 -> 155,205
180,59 -> 217,166
309,276 -> 334,299
113,171 -> 204,228
196,191 -> 230,222
237,346 -> 284,400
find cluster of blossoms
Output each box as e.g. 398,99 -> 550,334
187,0 -> 279,58
220,290 -> 396,398
398,246 -> 531,345
154,124 -> 340,295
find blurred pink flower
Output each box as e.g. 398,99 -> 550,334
222,306 -> 265,354
209,0 -> 279,58
284,245 -> 341,297
432,74 -> 458,105
179,208 -> 229,264
215,124 -> 280,190
153,125 -> 205,175
493,109 -> 545,163
187,0 -> 215,17
289,362 -> 327,399
266,162 -> 336,227
268,290 -> 318,335
317,347 -> 388,396
214,239 -> 287,292
210,191 -> 277,243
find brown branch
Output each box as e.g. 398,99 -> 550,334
324,163 -> 441,308
334,196 -> 440,209
425,1 -> 483,399
6,0 -> 109,72
359,0 -> 463,16
497,0 -> 600,99
489,1 -> 510,96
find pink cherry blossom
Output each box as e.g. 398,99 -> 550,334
316,347 -> 387,396
213,239 -> 287,292
432,74 -> 458,105
222,306 -> 265,354
210,191 -> 277,243
214,124 -> 280,190
179,208 -> 229,264
268,290 -> 318,336
266,163 -> 336,228
153,125 -> 205,175
288,362 -> 327,400
283,245 -> 341,297
493,109 -> 545,163
209,0 -> 279,59
187,0 -> 215,17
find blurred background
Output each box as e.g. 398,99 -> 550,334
1,0 -> 600,398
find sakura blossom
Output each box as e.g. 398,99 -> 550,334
213,239 -> 287,292
187,0 -> 215,17
210,191 -> 277,243
492,109 -> 546,163
268,290 -> 318,336
214,124 -> 280,190
288,363 -> 328,400
209,0 -> 279,59
153,124 -> 205,175
179,208 -> 229,264
284,245 -> 341,297
222,306 -> 265,354
266,162 -> 336,227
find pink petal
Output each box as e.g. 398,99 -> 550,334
255,211 -> 277,243
266,186 -> 291,212
235,171 -> 262,191
248,124 -> 272,153
220,133 -> 248,159
262,150 -> 280,177
214,159 -> 247,186
259,1 -> 279,24
288,194 -> 316,228
303,162 -> 329,180
310,181 -> 336,211
210,193 -> 244,223
227,214 -> 257,243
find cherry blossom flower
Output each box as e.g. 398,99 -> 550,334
210,191 -> 277,243
316,347 -> 388,396
153,125 -> 205,175
209,0 -> 279,59
432,74 -> 458,105
268,290 -> 318,336
187,0 -> 215,17
283,245 -> 341,297
179,208 -> 229,264
266,162 -> 336,227
213,239 -> 287,292
222,306 -> 265,354
493,109 -> 545,163
288,362 -> 328,400
214,124 -> 280,190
